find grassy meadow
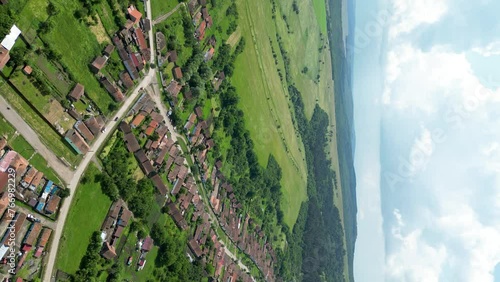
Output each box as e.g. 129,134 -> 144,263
233,0 -> 309,227
55,164 -> 111,274
42,0 -> 115,114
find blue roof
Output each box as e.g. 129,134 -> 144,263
44,181 -> 53,194
36,202 -> 45,212
50,186 -> 59,195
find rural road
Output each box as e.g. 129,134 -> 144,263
0,95 -> 74,184
152,2 -> 185,25
43,71 -> 155,282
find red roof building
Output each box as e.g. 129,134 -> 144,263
127,5 -> 142,25
135,28 -> 147,50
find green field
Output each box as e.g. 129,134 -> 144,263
232,0 -> 308,227
151,0 -> 178,19
274,0 -> 334,119
313,0 -> 328,33
10,72 -> 75,131
42,0 -> 115,114
0,79 -> 80,165
56,164 -> 112,274
96,0 -> 120,35
15,0 -> 49,42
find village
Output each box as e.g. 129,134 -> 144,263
0,0 -> 280,280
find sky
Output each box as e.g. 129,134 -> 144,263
353,0 -> 500,281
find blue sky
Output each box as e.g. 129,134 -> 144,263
353,0 -> 500,281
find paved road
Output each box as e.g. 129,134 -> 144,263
43,3 -> 159,281
43,71 -> 156,281
152,2 -> 185,25
0,95 -> 74,184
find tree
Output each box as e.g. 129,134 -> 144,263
47,1 -> 60,16
0,10 -> 14,39
8,46 -> 28,67
59,188 -> 70,198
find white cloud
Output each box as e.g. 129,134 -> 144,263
472,41 -> 500,57
386,210 -> 448,282
389,0 -> 449,39
379,1 -> 500,281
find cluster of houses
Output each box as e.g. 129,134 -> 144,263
113,94 -> 253,281
112,5 -> 151,89
158,0 -> 220,105
182,107 -> 277,280
63,88 -> 107,155
100,199 -> 132,260
99,199 -> 154,272
0,142 -> 53,277
0,140 -> 63,217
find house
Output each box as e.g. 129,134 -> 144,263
124,59 -> 139,80
90,56 -> 107,73
120,71 -> 134,89
100,76 -> 124,102
142,236 -> 154,252
141,18 -> 151,33
103,44 -> 115,56
22,65 -> 32,75
65,129 -> 89,154
85,116 -> 105,135
68,83 -> 84,101
67,109 -> 81,120
166,80 -> 182,97
188,238 -> 203,258
201,7 -> 209,19
206,16 -> 213,28
196,21 -> 206,40
135,28 -> 148,51
127,5 -> 142,25
124,132 -> 140,153
101,242 -> 117,259
120,209 -> 132,226
151,174 -> 168,196
173,67 -> 183,80
119,121 -> 132,134
74,121 -> 94,142
113,226 -> 124,238
133,52 -> 145,70
24,222 -> 42,247
1,25 -> 21,51
213,72 -> 225,91
45,195 -> 61,214
0,46 -> 10,70
131,113 -> 145,128
195,107 -> 203,118
30,171 -> 44,190
204,47 -> 215,61
168,50 -> 178,63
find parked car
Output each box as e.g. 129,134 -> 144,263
27,214 -> 41,223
